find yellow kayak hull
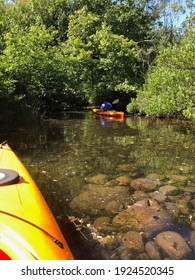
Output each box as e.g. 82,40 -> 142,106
0,143 -> 74,260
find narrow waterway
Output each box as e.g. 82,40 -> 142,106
1,111 -> 195,259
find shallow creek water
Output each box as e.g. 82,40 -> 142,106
1,112 -> 195,259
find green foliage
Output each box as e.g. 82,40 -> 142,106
127,26 -> 195,119
104,0 -> 156,41
68,6 -> 101,43
66,8 -> 139,105
90,23 -> 139,103
0,1 -> 15,96
2,16 -> 85,115
69,0 -> 112,14
1,0 -> 194,120
31,0 -> 71,41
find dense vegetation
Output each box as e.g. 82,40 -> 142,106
127,26 -> 195,119
0,0 -> 194,120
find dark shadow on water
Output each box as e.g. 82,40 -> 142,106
41,185 -> 103,260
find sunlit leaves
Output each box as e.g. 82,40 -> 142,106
127,26 -> 195,119
68,6 -> 101,45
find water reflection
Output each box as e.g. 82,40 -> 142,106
0,112 -> 195,259
94,115 -> 125,128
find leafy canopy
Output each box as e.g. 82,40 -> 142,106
127,26 -> 195,119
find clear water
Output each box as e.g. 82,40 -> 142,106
1,111 -> 195,259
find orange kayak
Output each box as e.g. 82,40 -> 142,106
0,142 -> 74,260
93,108 -> 124,119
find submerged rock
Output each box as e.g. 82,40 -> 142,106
128,198 -> 161,214
149,191 -> 167,202
69,170 -> 194,260
131,177 -> 160,192
132,190 -> 149,201
147,173 -> 166,181
115,175 -> 132,186
189,231 -> 195,251
142,210 -> 174,239
121,231 -> 145,253
117,246 -> 132,260
87,174 -> 109,185
112,212 -> 142,231
112,198 -> 174,238
159,185 -> 178,195
145,241 -> 162,260
93,217 -> 117,232
166,174 -> 189,184
69,185 -> 129,214
154,231 -> 191,259
105,179 -> 119,187
164,202 -> 180,217
175,199 -> 189,215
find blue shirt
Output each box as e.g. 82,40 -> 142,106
100,102 -> 112,111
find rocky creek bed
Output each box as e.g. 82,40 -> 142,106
69,169 -> 195,260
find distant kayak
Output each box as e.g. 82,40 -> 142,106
0,142 -> 74,260
92,108 -> 124,119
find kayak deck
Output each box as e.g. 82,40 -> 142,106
0,142 -> 74,260
92,109 -> 124,119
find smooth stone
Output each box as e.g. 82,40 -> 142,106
122,231 -> 145,252
154,231 -> 191,259
87,174 -> 109,184
159,185 -> 178,195
131,178 -> 159,192
145,241 -> 162,260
